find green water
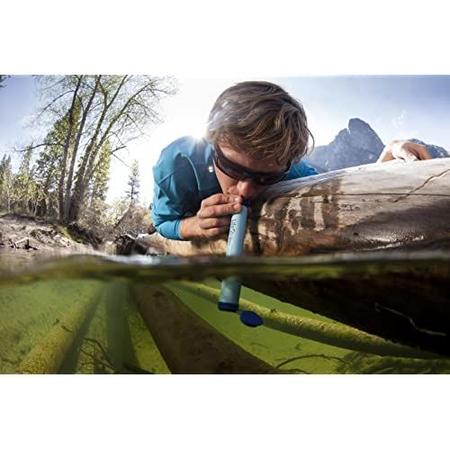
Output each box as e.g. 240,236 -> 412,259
1,252 -> 449,374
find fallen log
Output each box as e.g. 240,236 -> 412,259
17,296 -> 98,374
174,281 -> 441,359
132,283 -> 278,373
137,159 -> 450,256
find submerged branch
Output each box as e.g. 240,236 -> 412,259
174,281 -> 441,360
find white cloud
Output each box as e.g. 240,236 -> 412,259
391,109 -> 407,129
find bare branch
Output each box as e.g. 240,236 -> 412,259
112,152 -> 131,168
37,89 -> 74,120
13,142 -> 64,153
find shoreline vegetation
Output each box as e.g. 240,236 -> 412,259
0,75 -> 172,266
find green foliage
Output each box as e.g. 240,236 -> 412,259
0,154 -> 13,210
35,75 -> 176,223
9,146 -> 41,215
89,141 -> 111,204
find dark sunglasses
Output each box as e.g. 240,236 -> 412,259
213,145 -> 290,185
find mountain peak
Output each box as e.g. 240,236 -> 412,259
348,117 -> 371,130
305,118 -> 385,172
305,117 -> 449,172
345,118 -> 385,152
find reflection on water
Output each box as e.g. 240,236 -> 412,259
0,251 -> 449,374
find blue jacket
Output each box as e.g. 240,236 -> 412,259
151,136 -> 318,240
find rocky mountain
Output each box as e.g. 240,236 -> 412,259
304,118 -> 449,173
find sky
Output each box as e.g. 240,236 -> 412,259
1,75 -> 450,206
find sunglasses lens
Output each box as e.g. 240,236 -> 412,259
214,146 -> 288,185
214,151 -> 240,179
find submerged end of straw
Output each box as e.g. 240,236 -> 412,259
218,301 -> 239,312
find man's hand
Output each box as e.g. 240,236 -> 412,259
377,140 -> 432,163
179,193 -> 242,240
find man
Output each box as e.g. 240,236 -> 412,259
152,81 -> 430,241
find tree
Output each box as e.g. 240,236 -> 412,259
126,159 -> 140,205
0,75 -> 9,89
11,145 -> 38,214
0,154 -> 13,211
89,140 -> 111,205
33,108 -> 81,217
36,75 -> 176,224
112,160 -> 142,233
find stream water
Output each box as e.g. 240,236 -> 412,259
0,251 -> 449,374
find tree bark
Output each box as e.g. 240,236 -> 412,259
58,76 -> 82,222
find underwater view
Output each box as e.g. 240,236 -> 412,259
1,251 -> 449,374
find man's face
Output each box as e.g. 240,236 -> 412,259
214,142 -> 288,200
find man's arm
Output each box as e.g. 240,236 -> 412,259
179,194 -> 242,239
151,152 -> 194,240
151,183 -> 184,240
152,160 -> 242,240
377,140 -> 432,163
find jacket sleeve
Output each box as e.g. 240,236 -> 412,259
290,160 -> 319,178
151,151 -> 198,240
151,182 -> 183,240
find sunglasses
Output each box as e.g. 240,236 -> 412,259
213,145 -> 290,185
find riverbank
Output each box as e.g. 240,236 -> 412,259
0,213 -> 108,270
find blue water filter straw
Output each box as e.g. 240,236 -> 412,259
218,200 -> 264,327
218,200 -> 250,312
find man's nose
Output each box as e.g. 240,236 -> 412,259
236,179 -> 259,199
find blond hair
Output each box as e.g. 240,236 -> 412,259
206,81 -> 314,166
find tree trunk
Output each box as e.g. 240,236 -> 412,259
63,76 -> 101,223
67,77 -> 128,223
58,76 -> 82,222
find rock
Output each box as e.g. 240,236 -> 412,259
305,118 -> 385,172
304,118 -> 449,172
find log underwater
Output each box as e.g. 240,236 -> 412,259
133,283 -> 278,373
136,159 -> 450,355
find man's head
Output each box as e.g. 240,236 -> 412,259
206,81 -> 313,199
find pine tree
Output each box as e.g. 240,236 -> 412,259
33,141 -> 61,217
0,154 -> 13,211
126,160 -> 140,205
12,146 -> 35,213
112,160 -> 142,233
89,140 -> 111,205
